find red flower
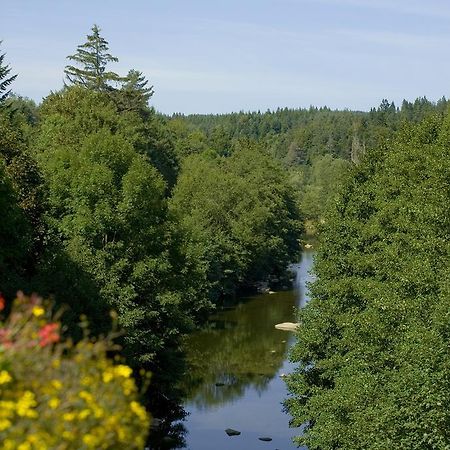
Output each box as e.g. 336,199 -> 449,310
38,323 -> 60,347
0,294 -> 5,311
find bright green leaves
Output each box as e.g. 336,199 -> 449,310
34,87 -> 207,363
287,113 -> 450,449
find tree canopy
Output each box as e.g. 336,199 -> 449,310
170,141 -> 302,301
287,111 -> 450,449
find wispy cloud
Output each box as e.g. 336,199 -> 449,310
295,0 -> 450,20
336,29 -> 450,50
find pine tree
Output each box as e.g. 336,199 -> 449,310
0,42 -> 17,104
64,24 -> 121,91
114,69 -> 154,114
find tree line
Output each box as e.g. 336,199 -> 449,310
168,94 -> 450,226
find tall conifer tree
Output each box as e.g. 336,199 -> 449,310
0,42 -> 17,104
64,25 -> 121,91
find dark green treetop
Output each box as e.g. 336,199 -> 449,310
64,24 -> 121,91
0,42 -> 17,104
118,69 -> 154,111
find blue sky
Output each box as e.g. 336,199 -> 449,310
2,0 -> 450,113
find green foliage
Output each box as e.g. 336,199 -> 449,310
114,69 -> 154,116
0,164 -> 31,297
0,111 -> 43,296
0,112 -> 44,236
287,112 -> 450,449
297,154 -> 350,221
170,141 -> 302,301
3,95 -> 39,143
35,87 -> 211,363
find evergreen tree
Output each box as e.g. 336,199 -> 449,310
64,25 -> 121,91
115,69 -> 154,114
0,42 -> 17,104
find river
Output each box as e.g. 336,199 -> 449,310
171,249 -> 315,450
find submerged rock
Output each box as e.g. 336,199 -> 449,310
275,322 -> 299,331
258,436 -> 272,441
225,428 -> 241,436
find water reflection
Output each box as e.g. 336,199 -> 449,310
180,290 -> 297,409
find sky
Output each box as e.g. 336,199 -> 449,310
2,0 -> 450,114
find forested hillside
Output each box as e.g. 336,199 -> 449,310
168,96 -> 450,225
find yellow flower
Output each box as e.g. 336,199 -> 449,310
3,440 -> 15,450
63,412 -> 76,421
0,418 -> 11,431
32,306 -> 45,317
83,434 -> 98,447
114,364 -> 133,378
122,378 -> 135,396
0,400 -> 15,418
81,375 -> 92,386
51,359 -> 61,369
78,408 -> 91,419
18,443 -> 31,450
117,426 -> 126,441
79,390 -> 93,403
51,379 -> 62,390
17,391 -> 38,418
92,405 -> 104,419
130,401 -> 148,422
0,370 -> 12,385
62,431 -> 75,441
102,370 -> 114,383
48,397 -> 60,409
26,435 -> 39,444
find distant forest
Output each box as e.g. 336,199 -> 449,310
166,95 -> 450,223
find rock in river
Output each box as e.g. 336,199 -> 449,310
258,436 -> 272,441
225,428 -> 241,436
275,322 -> 299,331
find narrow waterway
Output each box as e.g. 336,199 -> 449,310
177,249 -> 315,450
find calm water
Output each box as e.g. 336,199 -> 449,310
178,250 -> 315,450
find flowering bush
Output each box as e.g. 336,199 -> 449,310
0,292 -> 151,449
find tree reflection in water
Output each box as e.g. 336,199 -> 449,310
179,290 -> 297,409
